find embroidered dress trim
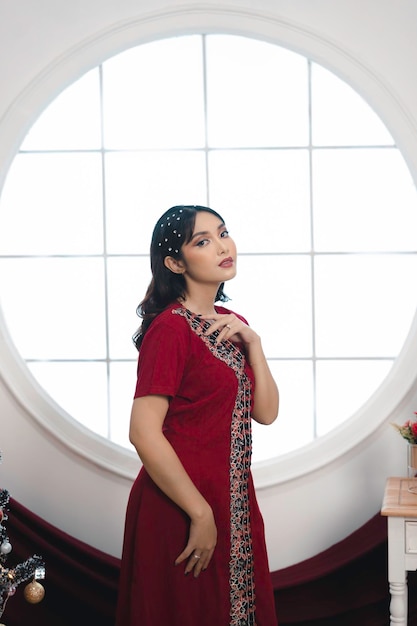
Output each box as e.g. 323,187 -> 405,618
173,309 -> 256,626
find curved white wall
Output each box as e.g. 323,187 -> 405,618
0,0 -> 417,570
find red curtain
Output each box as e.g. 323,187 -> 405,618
6,498 -> 119,625
4,498 -> 414,625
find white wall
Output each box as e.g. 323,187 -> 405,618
0,0 -> 417,571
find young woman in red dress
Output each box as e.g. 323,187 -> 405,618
116,205 -> 279,625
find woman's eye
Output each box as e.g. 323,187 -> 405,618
196,239 -> 208,247
220,230 -> 229,238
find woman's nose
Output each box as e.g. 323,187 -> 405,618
218,238 -> 228,254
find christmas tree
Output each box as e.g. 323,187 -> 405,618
0,485 -> 45,622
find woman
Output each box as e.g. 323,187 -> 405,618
116,205 -> 279,626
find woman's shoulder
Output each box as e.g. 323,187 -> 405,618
139,304 -> 190,352
146,303 -> 196,337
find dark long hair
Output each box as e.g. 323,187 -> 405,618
133,205 -> 229,349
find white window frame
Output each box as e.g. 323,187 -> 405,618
0,7 -> 416,488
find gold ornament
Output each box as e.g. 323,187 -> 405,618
23,580 -> 45,604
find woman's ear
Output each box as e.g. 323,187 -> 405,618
164,256 -> 185,274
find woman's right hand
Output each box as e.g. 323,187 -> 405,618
174,507 -> 217,577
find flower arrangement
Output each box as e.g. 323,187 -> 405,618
392,413 -> 417,444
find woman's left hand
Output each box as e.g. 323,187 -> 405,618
201,313 -> 259,346
201,313 -> 279,424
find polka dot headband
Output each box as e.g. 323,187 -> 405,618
157,208 -> 184,255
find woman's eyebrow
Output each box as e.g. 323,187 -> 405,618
190,230 -> 209,240
190,222 -> 225,241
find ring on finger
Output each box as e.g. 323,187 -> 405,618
193,554 -> 201,559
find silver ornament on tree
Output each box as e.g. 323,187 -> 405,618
0,453 -> 46,619
0,542 -> 11,556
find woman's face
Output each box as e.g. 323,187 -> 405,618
177,210 -> 237,288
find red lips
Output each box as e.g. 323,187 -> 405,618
219,257 -> 233,267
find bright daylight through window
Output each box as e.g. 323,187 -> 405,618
0,35 -> 416,462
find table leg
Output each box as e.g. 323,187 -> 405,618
387,517 -> 408,625
389,579 -> 407,625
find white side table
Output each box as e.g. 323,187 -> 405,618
381,477 -> 417,625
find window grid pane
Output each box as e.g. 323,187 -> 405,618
0,34 -> 416,461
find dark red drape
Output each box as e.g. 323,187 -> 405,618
4,498 -> 416,625
6,498 -> 119,626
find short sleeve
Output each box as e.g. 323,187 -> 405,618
134,313 -> 189,399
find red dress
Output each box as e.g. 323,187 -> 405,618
116,304 -> 278,626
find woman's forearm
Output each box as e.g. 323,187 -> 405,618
135,433 -> 212,519
246,338 -> 279,425
199,313 -> 279,424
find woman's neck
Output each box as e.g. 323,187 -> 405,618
179,282 -> 221,316
179,296 -> 217,317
